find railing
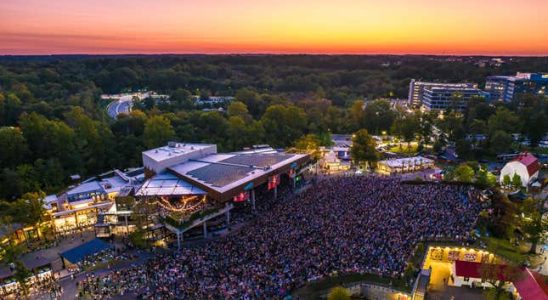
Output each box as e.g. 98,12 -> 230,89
164,203 -> 233,232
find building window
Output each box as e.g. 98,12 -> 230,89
464,277 -> 470,282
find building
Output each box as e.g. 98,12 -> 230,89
451,260 -> 548,300
135,142 -> 309,248
142,142 -> 217,175
46,169 -> 144,233
499,153 -> 541,187
320,151 -> 350,173
421,86 -> 489,112
407,80 -> 478,107
377,156 -> 434,175
485,72 -> 548,103
319,134 -> 352,173
193,95 -> 234,106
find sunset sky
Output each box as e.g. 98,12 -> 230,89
1,0 -> 547,55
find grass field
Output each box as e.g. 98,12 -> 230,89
481,237 -> 529,264
389,143 -> 419,155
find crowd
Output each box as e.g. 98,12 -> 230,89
72,247 -> 136,273
79,177 -> 482,299
1,273 -> 62,299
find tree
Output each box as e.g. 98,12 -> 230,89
170,88 -> 193,109
489,130 -> 512,154
129,229 -> 147,249
391,114 -> 419,148
1,93 -> 22,126
520,198 -> 548,253
349,100 -> 365,130
417,111 -> 435,147
362,99 -> 395,134
436,111 -> 465,142
143,115 -> 175,148
488,108 -> 520,135
0,127 -> 28,169
226,116 -> 264,151
260,105 -> 307,148
9,192 -> 46,239
294,134 -> 321,160
451,163 -> 475,182
511,173 -> 523,189
350,129 -> 379,168
235,88 -> 265,119
327,286 -> 351,300
476,168 -> 496,187
502,174 -> 511,188
489,193 -> 518,239
13,260 -> 32,298
479,260 -> 521,300
227,101 -> 252,122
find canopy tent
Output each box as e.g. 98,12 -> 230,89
60,238 -> 112,265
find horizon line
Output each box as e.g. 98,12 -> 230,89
1,53 -> 548,58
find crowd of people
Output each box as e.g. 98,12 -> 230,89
0,273 -> 62,299
79,177 -> 482,299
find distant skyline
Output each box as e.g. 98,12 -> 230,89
1,0 -> 547,56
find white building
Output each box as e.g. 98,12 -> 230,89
377,156 -> 434,175
142,142 -> 217,175
499,153 -> 540,187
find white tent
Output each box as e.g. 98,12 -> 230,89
499,153 -> 540,187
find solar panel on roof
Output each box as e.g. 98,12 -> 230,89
221,154 -> 293,168
187,164 -> 253,187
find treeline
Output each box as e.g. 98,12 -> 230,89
0,55 -> 546,200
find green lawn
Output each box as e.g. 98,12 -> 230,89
480,237 -> 529,264
389,143 -> 419,155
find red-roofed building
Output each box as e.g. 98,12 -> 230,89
513,268 -> 548,300
451,260 -> 548,300
500,152 -> 540,188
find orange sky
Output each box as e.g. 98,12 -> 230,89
1,0 -> 547,55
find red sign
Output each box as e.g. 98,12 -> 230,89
268,175 -> 280,190
233,191 -> 250,203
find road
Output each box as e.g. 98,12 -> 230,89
106,95 -> 134,119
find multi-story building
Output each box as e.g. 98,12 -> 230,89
421,86 -> 489,112
485,72 -> 548,102
408,80 -> 478,107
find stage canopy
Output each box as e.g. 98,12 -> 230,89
60,238 -> 112,264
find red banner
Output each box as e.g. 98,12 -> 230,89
233,191 -> 250,203
268,174 -> 280,190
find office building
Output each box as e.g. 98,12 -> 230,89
421,86 -> 489,111
408,80 -> 478,107
485,72 -> 548,102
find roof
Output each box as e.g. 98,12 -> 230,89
454,261 -> 548,299
514,153 -> 540,177
135,172 -> 206,197
66,181 -> 104,196
378,156 -> 433,168
142,142 -> 216,163
185,153 -> 295,188
454,260 -> 507,280
168,152 -> 308,198
60,238 -> 113,264
513,268 -> 548,300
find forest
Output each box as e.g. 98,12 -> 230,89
0,55 -> 546,201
